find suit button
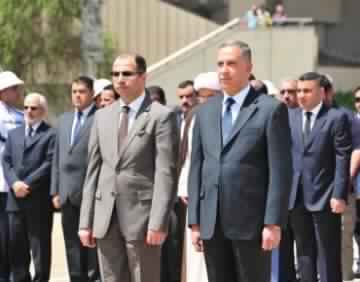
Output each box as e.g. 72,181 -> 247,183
111,191 -> 116,197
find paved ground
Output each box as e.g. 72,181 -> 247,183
48,214 -> 360,282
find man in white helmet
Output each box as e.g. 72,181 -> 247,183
0,71 -> 24,282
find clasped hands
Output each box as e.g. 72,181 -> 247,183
12,181 -> 30,198
191,224 -> 282,252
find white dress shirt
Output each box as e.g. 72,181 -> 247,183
70,103 -> 94,145
302,102 -> 323,132
26,121 -> 42,137
222,84 -> 251,123
119,92 -> 146,133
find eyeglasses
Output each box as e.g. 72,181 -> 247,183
24,106 -> 39,111
280,89 -> 297,95
355,97 -> 360,103
110,71 -> 142,78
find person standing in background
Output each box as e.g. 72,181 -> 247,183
0,71 -> 24,282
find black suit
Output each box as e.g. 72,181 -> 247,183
288,105 -> 351,282
2,122 -> 55,282
51,106 -> 99,282
188,88 -> 292,282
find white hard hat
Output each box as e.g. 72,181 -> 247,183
194,72 -> 221,92
0,71 -> 24,92
94,79 -> 112,98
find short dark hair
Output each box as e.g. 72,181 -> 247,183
115,54 -> 147,73
103,84 -> 119,99
134,54 -> 147,73
353,86 -> 360,97
178,80 -> 194,89
319,75 -> 333,93
72,76 -> 94,91
298,72 -> 323,84
147,85 -> 167,105
249,73 -> 256,81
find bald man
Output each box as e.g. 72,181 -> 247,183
2,93 -> 55,282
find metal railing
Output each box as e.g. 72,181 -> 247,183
148,17 -> 241,73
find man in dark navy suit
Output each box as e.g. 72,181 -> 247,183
188,40 -> 292,282
2,93 -> 55,282
288,72 -> 351,282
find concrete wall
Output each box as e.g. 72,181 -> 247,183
317,66 -> 360,92
283,0 -> 342,23
147,26 -> 318,105
102,0 -> 218,65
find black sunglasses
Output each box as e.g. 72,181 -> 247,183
110,71 -> 142,78
355,97 -> 360,103
24,106 -> 39,111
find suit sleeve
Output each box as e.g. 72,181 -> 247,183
264,103 -> 293,227
79,114 -> 102,230
24,130 -> 55,190
2,132 -> 20,187
50,126 -> 60,196
187,115 -> 203,226
332,112 -> 351,200
148,110 -> 179,231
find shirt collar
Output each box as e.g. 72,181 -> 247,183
302,102 -> 323,118
75,103 -> 94,118
119,92 -> 146,114
223,84 -> 250,108
26,121 -> 42,133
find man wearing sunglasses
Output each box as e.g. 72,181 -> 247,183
79,54 -> 179,282
2,93 -> 54,282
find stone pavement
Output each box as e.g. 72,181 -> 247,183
48,213 -> 360,282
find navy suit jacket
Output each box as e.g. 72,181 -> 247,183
288,105 -> 351,211
188,88 -> 293,240
2,122 -> 55,212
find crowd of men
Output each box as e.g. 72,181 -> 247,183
0,39 -> 360,282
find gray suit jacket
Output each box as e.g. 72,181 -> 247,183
188,89 -> 293,240
79,95 -> 179,240
50,106 -> 96,207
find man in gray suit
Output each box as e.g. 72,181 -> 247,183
51,76 -> 99,282
188,40 -> 292,282
79,54 -> 179,282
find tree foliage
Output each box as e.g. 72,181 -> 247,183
0,0 -> 81,82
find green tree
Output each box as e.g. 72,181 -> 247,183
0,0 -> 81,82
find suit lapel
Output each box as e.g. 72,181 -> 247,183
117,94 -> 152,161
294,109 -> 304,151
208,95 -> 223,158
223,88 -> 259,149
24,122 -> 48,151
304,105 -> 328,151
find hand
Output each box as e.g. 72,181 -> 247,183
262,225 -> 281,251
52,195 -> 61,209
191,225 -> 203,252
180,196 -> 188,205
78,229 -> 96,248
12,181 -> 30,198
146,230 -> 167,246
330,198 -> 346,214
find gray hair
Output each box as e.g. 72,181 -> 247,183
219,40 -> 252,62
25,92 -> 48,116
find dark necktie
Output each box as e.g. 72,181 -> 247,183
222,97 -> 236,144
118,105 -> 130,153
72,111 -> 83,145
303,111 -> 312,143
28,126 -> 34,138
